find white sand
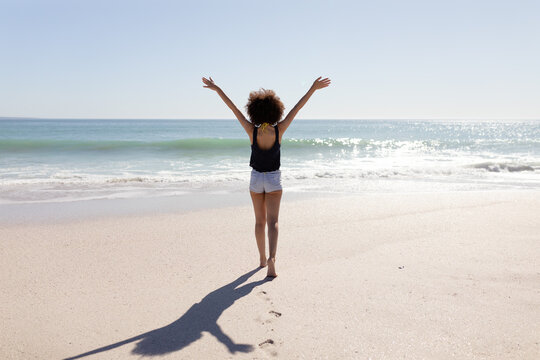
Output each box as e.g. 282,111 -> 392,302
1,191 -> 539,359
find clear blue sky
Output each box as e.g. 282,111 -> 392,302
1,0 -> 539,119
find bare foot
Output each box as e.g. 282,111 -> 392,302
260,256 -> 267,268
267,257 -> 277,277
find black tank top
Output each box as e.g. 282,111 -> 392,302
249,125 -> 281,172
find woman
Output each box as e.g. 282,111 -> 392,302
202,76 -> 331,277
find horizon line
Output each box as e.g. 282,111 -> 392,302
1,116 -> 539,121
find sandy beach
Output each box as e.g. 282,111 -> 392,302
1,191 -> 539,359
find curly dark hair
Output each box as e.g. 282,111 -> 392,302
245,89 -> 285,126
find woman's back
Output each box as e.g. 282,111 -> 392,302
252,126 -> 280,150
250,125 -> 280,173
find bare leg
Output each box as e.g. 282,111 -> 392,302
265,190 -> 282,277
250,191 -> 267,267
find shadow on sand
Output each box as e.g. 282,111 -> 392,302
64,267 -> 271,359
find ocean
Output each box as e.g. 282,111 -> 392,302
1,119 -> 539,204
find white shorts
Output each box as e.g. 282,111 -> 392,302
249,169 -> 282,193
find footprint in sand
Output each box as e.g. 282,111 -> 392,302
257,291 -> 282,320
258,290 -> 271,302
258,339 -> 274,347
258,339 -> 279,357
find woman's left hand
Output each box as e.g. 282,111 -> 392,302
202,77 -> 220,91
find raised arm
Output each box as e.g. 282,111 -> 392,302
202,77 -> 253,135
278,77 -> 331,135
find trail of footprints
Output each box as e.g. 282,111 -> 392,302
256,290 -> 282,357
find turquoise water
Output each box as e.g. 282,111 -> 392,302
1,119 -> 539,203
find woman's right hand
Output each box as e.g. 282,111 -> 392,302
202,77 -> 220,91
311,76 -> 331,90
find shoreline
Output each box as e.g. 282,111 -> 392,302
0,190 -> 344,225
1,188 -> 539,225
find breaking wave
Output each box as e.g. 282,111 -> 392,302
469,162 -> 539,172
